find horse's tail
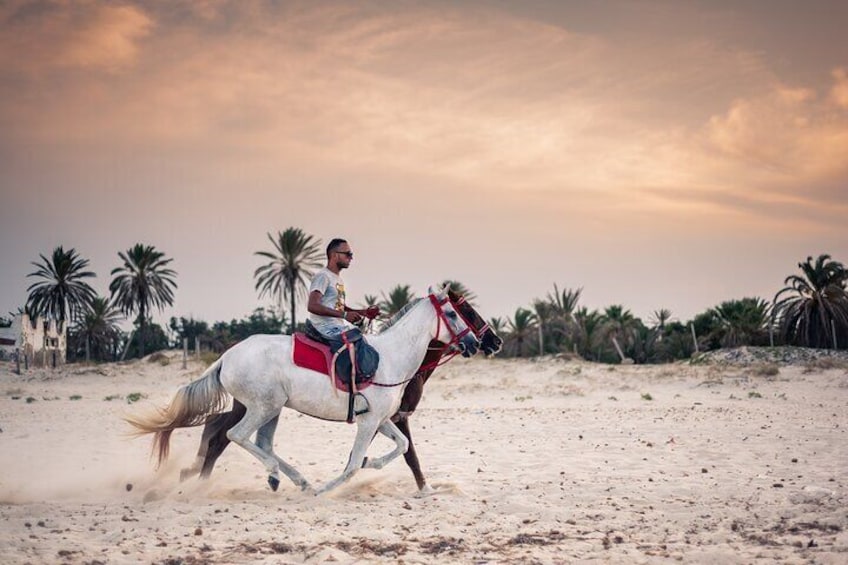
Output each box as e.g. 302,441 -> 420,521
125,357 -> 229,467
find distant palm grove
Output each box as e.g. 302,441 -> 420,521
5,228 -> 848,364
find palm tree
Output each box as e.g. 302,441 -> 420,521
110,244 -> 177,358
505,307 -> 536,357
598,305 -> 641,362
489,316 -> 507,335
650,308 -> 672,331
72,297 -> 123,362
545,284 -> 582,350
26,246 -> 97,327
532,299 -> 553,355
773,254 -> 848,348
574,307 -> 603,360
650,308 -> 673,341
254,228 -> 323,334
711,298 -> 769,347
361,294 -> 379,308
380,284 -> 416,317
548,284 -> 582,316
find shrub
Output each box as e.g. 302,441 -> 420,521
148,351 -> 170,366
126,392 -> 146,404
750,363 -> 779,377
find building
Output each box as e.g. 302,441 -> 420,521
0,314 -> 67,367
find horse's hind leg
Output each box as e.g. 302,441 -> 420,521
255,415 -> 311,491
179,402 -> 246,482
362,420 -> 409,471
227,404 -> 309,492
200,401 -> 247,478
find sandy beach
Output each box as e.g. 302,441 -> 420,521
1,351 -> 846,564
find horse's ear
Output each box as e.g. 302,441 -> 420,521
427,284 -> 448,297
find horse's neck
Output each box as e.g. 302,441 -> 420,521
371,302 -> 436,383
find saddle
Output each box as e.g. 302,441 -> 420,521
292,323 -> 380,392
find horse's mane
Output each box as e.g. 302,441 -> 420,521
378,297 -> 424,333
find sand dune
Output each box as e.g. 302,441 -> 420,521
1,351 -> 846,563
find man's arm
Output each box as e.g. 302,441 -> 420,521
308,291 -> 363,323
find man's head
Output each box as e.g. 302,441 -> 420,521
326,238 -> 353,270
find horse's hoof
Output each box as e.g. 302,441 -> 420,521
268,475 -> 280,492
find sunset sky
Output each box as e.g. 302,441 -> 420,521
1,0 -> 846,330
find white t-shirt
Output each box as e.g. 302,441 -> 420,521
308,268 -> 350,336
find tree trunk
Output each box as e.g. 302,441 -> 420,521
537,323 -> 544,355
139,307 -> 147,358
289,283 -> 297,335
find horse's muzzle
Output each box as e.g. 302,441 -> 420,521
458,334 -> 480,358
482,334 -> 504,357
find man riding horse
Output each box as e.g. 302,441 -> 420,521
306,238 -> 380,339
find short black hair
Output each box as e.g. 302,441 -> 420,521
326,238 -> 348,258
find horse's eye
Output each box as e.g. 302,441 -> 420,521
446,311 -> 457,319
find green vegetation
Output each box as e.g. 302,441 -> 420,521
380,284 -> 415,317
505,308 -> 536,357
110,244 -> 177,359
67,297 -> 123,362
20,235 -> 848,369
126,392 -> 146,404
750,363 -> 779,377
641,393 -> 653,401
773,254 -> 848,349
148,352 -> 170,366
26,246 -> 97,326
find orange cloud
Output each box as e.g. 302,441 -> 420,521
1,1 -> 844,232
0,1 -> 152,73
830,68 -> 848,109
60,3 -> 152,71
707,75 -> 848,182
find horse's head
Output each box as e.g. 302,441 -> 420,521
428,285 -> 480,357
447,289 -> 503,357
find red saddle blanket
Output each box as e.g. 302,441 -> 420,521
291,333 -> 373,393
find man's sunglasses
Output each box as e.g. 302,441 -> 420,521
335,251 -> 354,258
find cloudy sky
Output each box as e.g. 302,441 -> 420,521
1,0 -> 846,329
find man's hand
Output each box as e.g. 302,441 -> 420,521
344,311 -> 363,324
364,306 -> 381,319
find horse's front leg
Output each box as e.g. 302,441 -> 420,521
362,420 -> 409,470
393,416 -> 430,492
313,418 -> 381,495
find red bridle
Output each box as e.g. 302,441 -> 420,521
429,293 -> 472,345
411,293 -> 475,375
372,293 -> 475,387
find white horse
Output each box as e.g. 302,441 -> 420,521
126,285 -> 479,495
